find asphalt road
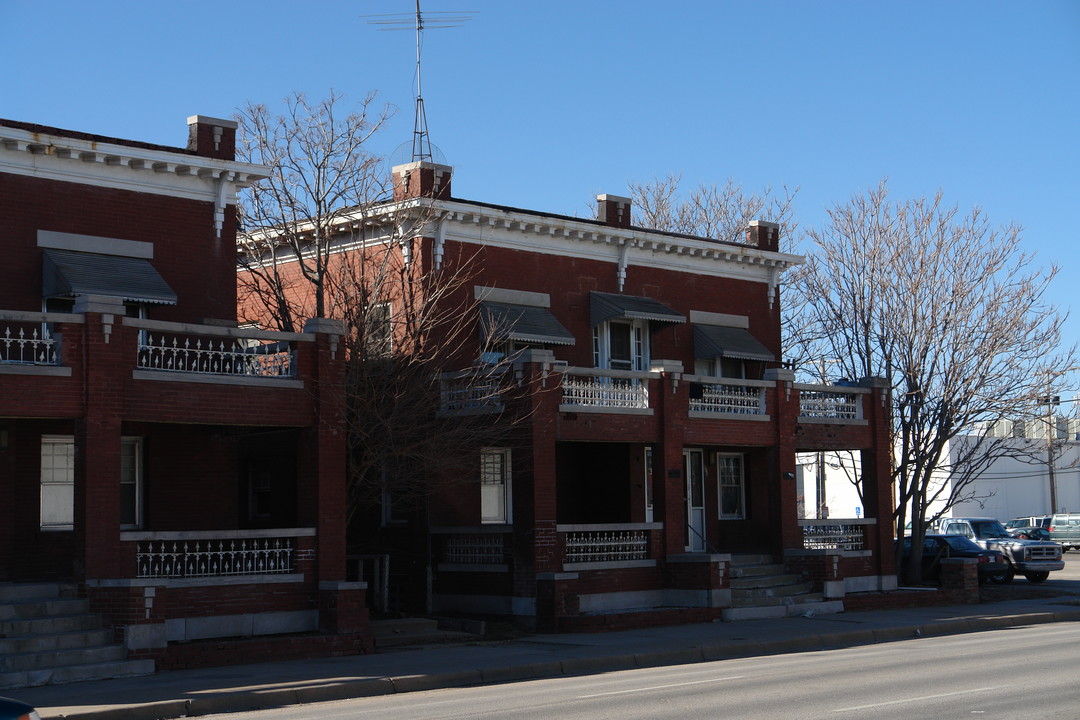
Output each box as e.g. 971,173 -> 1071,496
205,621 -> 1080,720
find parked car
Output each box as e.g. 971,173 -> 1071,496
899,534 -> 1007,585
1003,515 -> 1051,532
936,517 -> 1064,584
1008,526 -> 1052,541
1049,513 -> 1080,551
0,696 -> 40,720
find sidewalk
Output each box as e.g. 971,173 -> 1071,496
8,594 -> 1080,720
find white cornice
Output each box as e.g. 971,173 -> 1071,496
0,125 -> 268,206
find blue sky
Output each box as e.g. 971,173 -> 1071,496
4,0 -> 1079,370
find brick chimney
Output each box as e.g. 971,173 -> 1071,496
596,194 -> 632,228
186,115 -> 237,160
746,220 -> 780,251
392,161 -> 453,201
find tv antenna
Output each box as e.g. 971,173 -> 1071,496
364,2 -> 475,163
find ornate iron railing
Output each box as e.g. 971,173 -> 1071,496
690,382 -> 765,414
442,534 -> 508,565
135,536 -> 296,578
561,373 -> 650,409
137,334 -> 294,378
0,322 -> 59,365
798,519 -> 873,551
564,529 -> 649,563
798,389 -> 861,420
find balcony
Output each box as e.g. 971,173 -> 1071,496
559,368 -> 655,414
796,383 -> 868,423
127,318 -> 309,388
438,368 -> 507,415
0,311 -> 82,375
687,376 -> 771,419
797,518 -> 876,553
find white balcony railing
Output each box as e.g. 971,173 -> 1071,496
798,518 -> 875,551
796,384 -> 866,420
560,368 -> 653,410
687,377 -> 769,415
0,312 -> 80,366
559,524 -> 654,564
126,529 -> 313,578
128,318 -> 303,379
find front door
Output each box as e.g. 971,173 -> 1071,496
684,449 -> 706,551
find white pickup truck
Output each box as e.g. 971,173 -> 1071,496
937,517 -> 1064,584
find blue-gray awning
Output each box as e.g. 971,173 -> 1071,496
589,291 -> 685,327
693,324 -> 774,362
479,302 -> 576,346
42,249 -> 177,305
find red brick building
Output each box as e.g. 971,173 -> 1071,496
240,161 -> 897,632
0,116 -> 368,684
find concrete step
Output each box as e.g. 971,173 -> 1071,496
0,659 -> 156,691
0,628 -> 113,655
728,553 -> 774,567
732,582 -> 815,599
729,573 -> 802,589
728,563 -> 786,579
0,582 -> 70,604
0,613 -> 102,637
721,599 -> 845,621
0,597 -> 90,621
0,644 -> 128,673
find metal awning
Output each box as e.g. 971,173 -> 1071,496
479,302 -> 576,346
693,324 -> 775,361
42,249 -> 177,305
589,291 -> 685,327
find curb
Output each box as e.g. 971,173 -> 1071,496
36,610 -> 1080,720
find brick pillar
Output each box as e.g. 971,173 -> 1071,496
301,319 -> 348,583
73,296 -> 127,581
765,368 -> 800,553
859,376 -> 896,578
651,360 -> 687,557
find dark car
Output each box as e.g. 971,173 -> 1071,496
1008,526 -> 1052,541
0,696 -> 40,720
900,534 -> 1008,585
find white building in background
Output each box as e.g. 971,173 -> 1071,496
949,418 -> 1080,520
798,416 -> 1080,525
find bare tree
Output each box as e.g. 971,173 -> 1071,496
235,90 -> 393,330
786,180 -> 1075,581
628,173 -> 798,244
234,92 -> 530,533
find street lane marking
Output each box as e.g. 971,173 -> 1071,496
833,686 -> 1008,712
577,676 -> 745,698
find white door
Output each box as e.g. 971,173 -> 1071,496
684,449 -> 706,551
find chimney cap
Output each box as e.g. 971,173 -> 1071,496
186,115 -> 238,130
597,193 -> 632,204
748,220 -> 780,229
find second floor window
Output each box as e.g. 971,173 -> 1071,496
593,319 -> 648,371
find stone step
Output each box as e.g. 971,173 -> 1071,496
722,599 -> 844,621
0,613 -> 103,637
0,659 -> 156,691
0,644 -> 128,673
0,582 -> 69,604
730,591 -> 820,608
728,563 -> 786,579
730,582 -> 812,600
728,553 -> 774,567
0,597 -> 90,621
0,628 -> 113,656
729,573 -> 802,589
